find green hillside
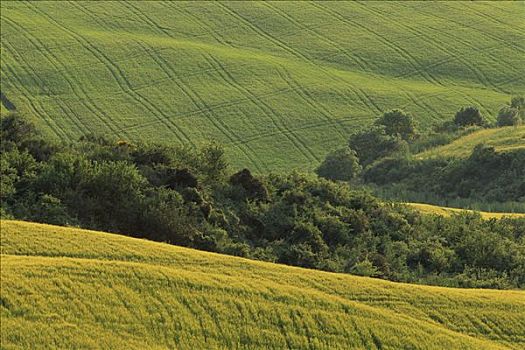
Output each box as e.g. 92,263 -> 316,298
417,125 -> 525,159
1,220 -> 524,349
1,1 -> 524,171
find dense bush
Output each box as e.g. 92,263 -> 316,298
454,106 -> 485,127
348,126 -> 408,166
375,109 -> 417,141
316,147 -> 361,181
2,113 -> 524,289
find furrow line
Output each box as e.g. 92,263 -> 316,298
275,67 -> 347,138
2,15 -> 111,138
1,61 -> 66,140
310,2 -> 442,87
111,2 -> 267,168
163,2 -> 234,48
261,2 -> 371,73
402,2 -> 525,55
140,43 -> 265,171
204,53 -> 319,162
31,1 -> 188,145
229,116 -> 368,147
354,2 -> 508,94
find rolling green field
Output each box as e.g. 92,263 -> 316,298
1,1 -> 524,171
417,126 -> 525,159
1,220 -> 525,349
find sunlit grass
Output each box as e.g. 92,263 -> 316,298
1,220 -> 524,349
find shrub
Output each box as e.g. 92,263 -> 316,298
454,106 -> 485,127
316,147 -> 361,181
497,106 -> 521,126
375,109 -> 417,141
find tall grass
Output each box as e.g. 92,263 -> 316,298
1,220 -> 524,349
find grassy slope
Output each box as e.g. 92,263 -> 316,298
1,1 -> 524,171
1,220 -> 524,349
418,126 -> 525,159
407,202 -> 525,219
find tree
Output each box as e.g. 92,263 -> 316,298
497,106 -> 521,126
316,147 -> 361,181
375,109 -> 417,141
348,126 -> 408,166
454,106 -> 485,127
510,96 -> 524,110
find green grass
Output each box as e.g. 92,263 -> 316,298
1,220 -> 525,349
417,126 -> 525,159
406,202 -> 525,219
1,1 -> 524,171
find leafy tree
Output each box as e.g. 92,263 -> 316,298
375,109 -> 417,141
454,106 -> 485,127
316,147 -> 361,181
510,95 -> 524,110
497,106 -> 521,126
348,126 -> 408,166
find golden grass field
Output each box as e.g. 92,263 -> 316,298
407,202 -> 525,220
417,126 -> 525,159
1,220 -> 524,349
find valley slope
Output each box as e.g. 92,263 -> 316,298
1,1 -> 524,171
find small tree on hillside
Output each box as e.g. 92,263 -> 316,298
316,147 -> 361,181
375,109 -> 417,141
454,106 -> 485,127
497,106 -> 521,127
510,96 -> 524,110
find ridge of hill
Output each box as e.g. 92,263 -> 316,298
417,126 -> 525,159
406,202 -> 525,219
1,1 -> 524,170
1,220 -> 524,349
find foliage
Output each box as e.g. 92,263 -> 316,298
454,106 -> 485,127
348,126 -> 408,167
375,109 -> 417,141
497,106 -> 521,127
316,147 -> 361,181
2,114 -> 525,289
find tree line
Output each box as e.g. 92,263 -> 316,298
316,96 -> 525,209
1,112 -> 524,289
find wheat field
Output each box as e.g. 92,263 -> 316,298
1,1 -> 524,171
1,220 -> 524,349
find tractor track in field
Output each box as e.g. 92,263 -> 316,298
1,61 -> 67,140
354,2 -> 509,96
56,1 -> 192,146
310,2 -> 443,88
156,4 -> 318,165
2,15 -> 117,139
227,115 -> 368,148
376,3 -> 525,94
111,1 -> 270,170
203,53 -> 319,163
275,67 -> 348,138
261,1 -> 372,74
118,4 -> 267,171
405,2 -> 525,55
217,1 -> 382,115
70,2 -> 201,146
139,41 -> 267,171
163,2 -> 235,49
